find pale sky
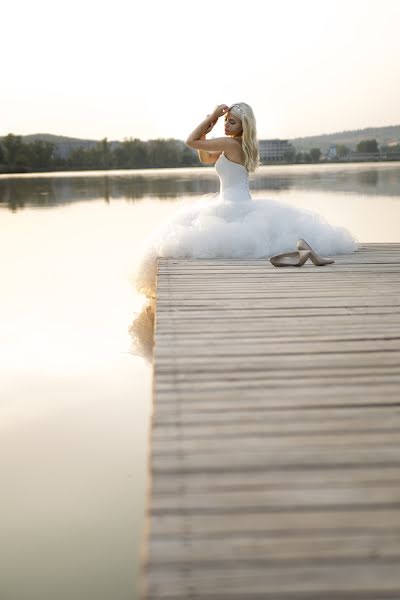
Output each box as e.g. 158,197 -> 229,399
2,0 -> 400,141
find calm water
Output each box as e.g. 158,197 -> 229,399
1,162 -> 399,600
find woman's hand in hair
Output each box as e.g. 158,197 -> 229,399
211,104 -> 230,119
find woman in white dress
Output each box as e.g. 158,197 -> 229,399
134,103 -> 356,296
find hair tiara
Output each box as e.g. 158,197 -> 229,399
229,104 -> 245,119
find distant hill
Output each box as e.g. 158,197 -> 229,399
22,133 -> 93,144
20,133 -> 122,159
289,124 -> 400,153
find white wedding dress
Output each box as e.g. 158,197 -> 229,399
135,153 -> 357,296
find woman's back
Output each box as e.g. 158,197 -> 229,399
215,152 -> 252,203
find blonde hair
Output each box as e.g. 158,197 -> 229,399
229,102 -> 260,173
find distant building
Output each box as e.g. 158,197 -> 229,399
259,139 -> 294,162
326,144 -> 338,160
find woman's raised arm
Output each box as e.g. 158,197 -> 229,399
185,105 -> 230,152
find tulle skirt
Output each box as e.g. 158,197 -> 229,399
134,194 -> 357,297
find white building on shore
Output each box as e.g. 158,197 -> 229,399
259,139 -> 294,162
326,144 -> 338,160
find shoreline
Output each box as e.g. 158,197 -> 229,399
1,157 -> 400,176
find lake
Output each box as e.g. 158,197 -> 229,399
1,162 -> 399,600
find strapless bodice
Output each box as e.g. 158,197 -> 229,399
215,153 -> 252,202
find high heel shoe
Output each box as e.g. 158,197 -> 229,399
270,250 -> 311,267
297,239 -> 335,266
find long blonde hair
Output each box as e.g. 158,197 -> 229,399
229,102 -> 260,173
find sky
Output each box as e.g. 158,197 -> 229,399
2,0 -> 400,141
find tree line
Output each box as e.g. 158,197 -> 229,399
1,134 -> 399,173
0,134 -> 199,173
284,139 -> 400,163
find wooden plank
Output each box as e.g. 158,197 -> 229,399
149,508 -> 400,537
155,307 -> 400,318
148,533 -> 400,564
146,564 -> 400,598
154,340 -> 400,355
152,406 -> 400,428
149,446 -> 400,477
150,485 -> 400,513
151,466 -> 400,495
154,376 -> 400,393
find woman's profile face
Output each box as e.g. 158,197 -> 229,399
224,112 -> 243,137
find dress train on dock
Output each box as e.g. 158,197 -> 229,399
134,153 -> 357,296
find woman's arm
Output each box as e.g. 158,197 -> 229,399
197,114 -> 219,163
185,104 -> 231,153
197,132 -> 221,164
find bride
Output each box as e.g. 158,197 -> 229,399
134,103 -> 357,296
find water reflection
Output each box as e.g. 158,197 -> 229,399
1,163 -> 400,211
0,170 -> 218,211
357,169 -> 379,186
251,163 -> 397,196
128,300 -> 155,364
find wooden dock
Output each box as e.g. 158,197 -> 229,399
143,243 -> 400,600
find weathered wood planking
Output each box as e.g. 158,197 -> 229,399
142,243 -> 400,600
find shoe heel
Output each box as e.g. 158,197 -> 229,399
297,239 -> 335,266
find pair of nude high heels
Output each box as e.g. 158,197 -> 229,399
270,239 -> 335,267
